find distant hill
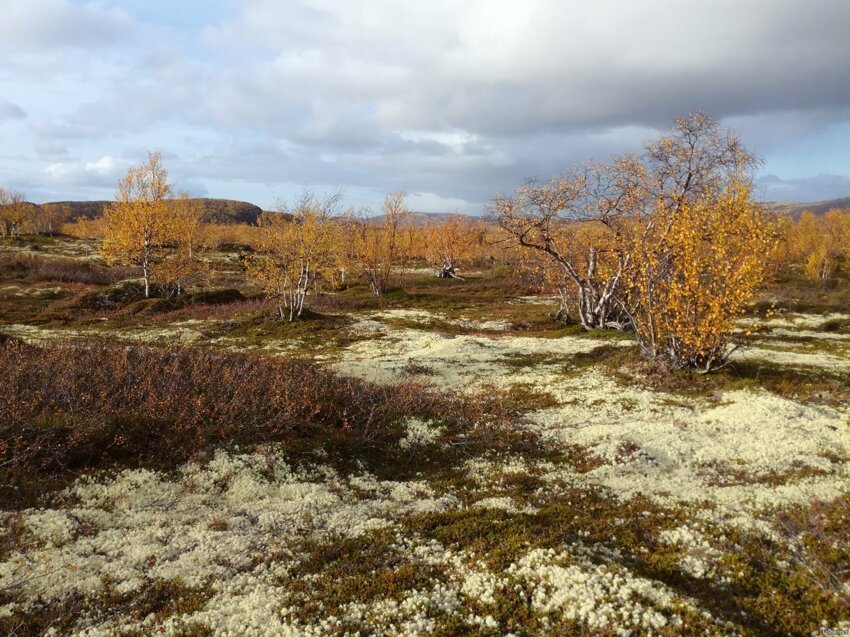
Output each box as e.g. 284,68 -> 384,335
189,198 -> 264,224
42,198 -> 265,225
44,200 -> 112,220
29,196 -> 849,227
762,196 -> 850,219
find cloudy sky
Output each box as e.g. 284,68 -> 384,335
1,0 -> 849,212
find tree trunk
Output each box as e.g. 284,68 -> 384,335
143,263 -> 150,298
575,283 -> 622,330
142,240 -> 152,298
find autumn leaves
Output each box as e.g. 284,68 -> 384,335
0,190 -> 70,238
99,156 -> 487,322
93,114 -> 841,372
493,114 -> 778,371
627,185 -> 777,371
101,152 -> 205,298
245,192 -> 486,320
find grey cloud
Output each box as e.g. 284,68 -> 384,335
0,0 -> 130,52
0,99 -> 26,121
65,1 -> 850,145
196,0 -> 850,137
4,0 -> 850,210
180,124 -> 649,211
757,174 -> 850,202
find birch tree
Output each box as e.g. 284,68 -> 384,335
155,192 -> 207,296
247,193 -> 337,321
0,188 -> 34,238
31,203 -> 70,236
492,158 -> 647,329
421,216 -> 483,278
626,182 -> 777,371
492,113 -> 759,333
347,192 -> 412,296
789,210 -> 850,279
101,152 -> 174,298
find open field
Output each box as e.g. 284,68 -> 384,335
1,235 -> 849,636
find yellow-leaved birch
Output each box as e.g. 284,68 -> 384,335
102,152 -> 174,298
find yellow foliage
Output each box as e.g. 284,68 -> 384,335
0,188 -> 34,238
418,216 -> 484,277
60,217 -> 107,239
494,113 -> 773,369
784,209 -> 850,279
345,192 -> 413,296
154,192 -> 209,295
628,184 -> 778,371
246,197 -> 339,320
101,151 -> 192,298
203,223 -> 265,250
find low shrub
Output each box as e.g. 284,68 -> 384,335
0,254 -> 136,286
56,285 -> 247,318
57,280 -> 149,312
0,339 -> 460,508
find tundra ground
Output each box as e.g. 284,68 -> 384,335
1,237 -> 848,636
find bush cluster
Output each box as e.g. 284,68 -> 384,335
0,254 -> 136,286
0,338 -> 461,508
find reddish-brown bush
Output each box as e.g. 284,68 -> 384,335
0,339 -> 463,507
0,255 -> 137,286
145,296 -> 268,323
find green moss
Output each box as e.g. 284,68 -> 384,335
403,488 -> 686,571
818,317 -> 850,333
285,530 -> 448,623
220,308 -> 360,351
0,578 -> 213,637
715,508 -> 849,635
597,345 -> 850,405
500,383 -> 560,411
698,460 -> 836,487
498,352 -> 561,368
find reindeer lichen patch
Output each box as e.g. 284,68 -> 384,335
331,327 -> 627,387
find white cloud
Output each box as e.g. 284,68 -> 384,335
44,155 -> 129,188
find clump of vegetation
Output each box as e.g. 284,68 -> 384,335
0,254 -> 136,286
101,152 -> 207,298
714,496 -> 850,635
420,215 -> 486,278
245,192 -> 343,321
493,113 -> 779,372
0,577 -> 214,637
0,189 -> 70,238
346,191 -> 414,296
0,338 -> 461,508
628,184 -> 778,372
784,209 -> 850,279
